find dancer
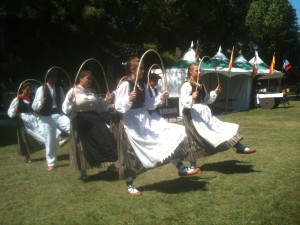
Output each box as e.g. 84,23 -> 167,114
8,82 -> 44,163
180,63 -> 256,159
115,57 -> 200,196
8,81 -> 66,163
62,70 -> 118,181
32,71 -> 70,171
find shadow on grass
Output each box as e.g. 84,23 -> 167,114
200,160 -> 259,174
31,154 -> 70,163
138,176 -> 209,194
87,170 -> 120,182
0,118 -> 17,147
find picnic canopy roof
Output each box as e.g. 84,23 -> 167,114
248,50 -> 284,78
200,47 -> 252,76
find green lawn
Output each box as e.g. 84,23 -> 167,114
0,102 -> 299,225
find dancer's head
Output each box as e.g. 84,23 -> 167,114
125,57 -> 144,80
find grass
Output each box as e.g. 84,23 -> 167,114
0,102 -> 299,225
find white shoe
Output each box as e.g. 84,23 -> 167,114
127,185 -> 142,196
178,166 -> 200,176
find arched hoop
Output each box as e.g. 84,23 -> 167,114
135,49 -> 167,92
116,76 -> 128,90
146,64 -> 164,87
214,67 -> 221,86
74,58 -> 109,94
44,66 -> 72,87
17,79 -> 43,96
197,56 -> 211,90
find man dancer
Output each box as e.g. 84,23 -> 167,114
32,71 -> 70,170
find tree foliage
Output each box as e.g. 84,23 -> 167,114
0,0 -> 299,86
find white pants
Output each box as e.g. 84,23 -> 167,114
40,113 -> 70,166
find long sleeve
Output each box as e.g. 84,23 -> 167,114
62,88 -> 75,115
7,97 -> 19,118
32,86 -> 44,112
203,88 -> 218,105
115,82 -> 133,113
201,84 -> 218,105
180,82 -> 194,108
144,86 -> 164,110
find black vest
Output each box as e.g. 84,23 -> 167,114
189,82 -> 206,103
39,84 -> 62,116
127,80 -> 145,109
17,97 -> 33,114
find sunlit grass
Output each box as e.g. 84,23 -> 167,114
0,101 -> 299,225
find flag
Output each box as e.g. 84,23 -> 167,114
283,59 -> 292,72
269,53 -> 275,75
253,52 -> 258,75
228,46 -> 234,73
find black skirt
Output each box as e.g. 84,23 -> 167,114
16,117 -> 44,157
70,111 -> 118,170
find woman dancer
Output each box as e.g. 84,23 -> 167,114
62,70 -> 118,181
115,57 -> 200,196
180,63 -> 256,158
8,82 -> 44,163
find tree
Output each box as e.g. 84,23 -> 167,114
245,0 -> 299,69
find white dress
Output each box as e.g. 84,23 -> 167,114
115,81 -> 186,168
180,82 -> 239,148
8,97 -> 61,144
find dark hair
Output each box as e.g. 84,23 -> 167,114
21,82 -> 32,91
47,70 -> 59,78
79,70 -> 93,79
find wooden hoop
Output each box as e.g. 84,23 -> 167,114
44,66 -> 72,87
146,64 -> 163,87
17,79 -> 43,96
197,56 -> 211,90
135,49 -> 167,92
74,58 -> 109,94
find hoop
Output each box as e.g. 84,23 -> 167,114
214,67 -> 220,86
116,76 -> 128,90
44,66 -> 72,87
17,79 -> 43,96
135,49 -> 167,92
74,58 -> 109,94
146,64 -> 163,88
197,56 -> 211,90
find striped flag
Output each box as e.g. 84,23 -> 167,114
228,46 -> 234,73
283,59 -> 292,72
269,53 -> 275,75
253,51 -> 258,75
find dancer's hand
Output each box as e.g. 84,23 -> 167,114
129,91 -> 136,102
215,85 -> 221,94
105,92 -> 113,101
40,97 -> 45,105
192,92 -> 198,99
160,91 -> 169,100
68,92 -> 74,101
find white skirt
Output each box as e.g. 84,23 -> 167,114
123,108 -> 186,168
190,104 -> 239,148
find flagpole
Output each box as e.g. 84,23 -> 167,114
226,46 -> 234,113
